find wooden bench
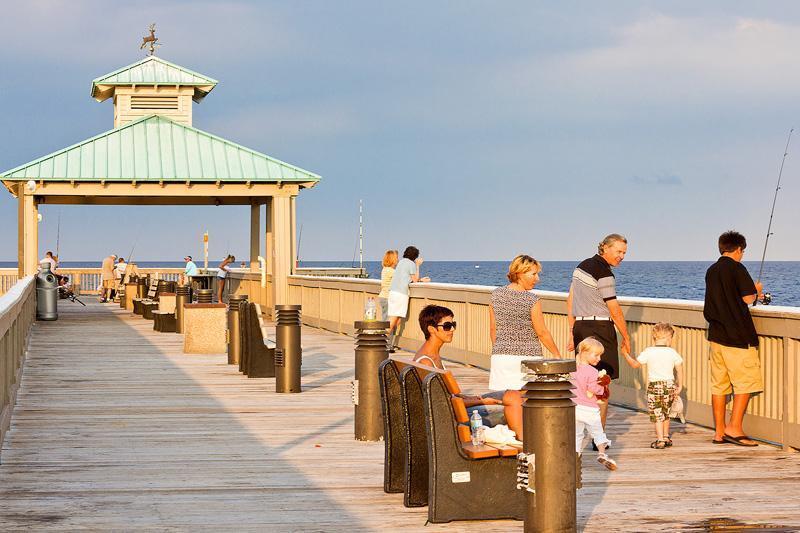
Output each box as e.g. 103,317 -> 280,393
422,371 -> 524,523
133,280 -> 158,316
152,292 -> 177,332
239,303 -> 275,378
379,356 -> 522,515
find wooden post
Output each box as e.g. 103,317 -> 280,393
250,202 -> 261,272
290,196 -> 297,271
271,196 -> 292,306
265,198 -> 274,277
17,183 -> 38,277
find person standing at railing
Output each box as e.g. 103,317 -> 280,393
704,231 -> 764,447
378,250 -> 398,322
99,254 -> 117,303
566,233 -> 631,432
489,254 -> 561,439
387,246 -> 430,352
216,255 -> 235,303
180,255 -> 198,286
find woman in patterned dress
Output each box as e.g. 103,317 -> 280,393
489,255 -> 562,438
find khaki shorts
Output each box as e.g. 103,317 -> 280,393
709,342 -> 763,396
102,279 -> 115,289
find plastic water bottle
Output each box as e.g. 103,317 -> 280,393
470,410 -> 484,446
364,297 -> 377,320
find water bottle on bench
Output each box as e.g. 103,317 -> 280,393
470,410 -> 485,446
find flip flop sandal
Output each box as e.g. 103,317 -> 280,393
650,440 -> 667,449
597,454 -> 618,471
711,438 -> 729,444
722,434 -> 758,447
664,437 -> 673,447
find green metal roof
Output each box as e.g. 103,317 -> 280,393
91,56 -> 218,100
0,115 -> 320,184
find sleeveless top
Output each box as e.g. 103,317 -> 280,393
379,266 -> 395,299
491,286 -> 542,356
414,354 -> 446,370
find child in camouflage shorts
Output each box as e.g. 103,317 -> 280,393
623,323 -> 684,449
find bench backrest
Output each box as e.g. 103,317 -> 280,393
378,359 -> 406,494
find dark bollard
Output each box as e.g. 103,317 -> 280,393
275,304 -> 302,393
520,359 -> 577,533
137,277 -> 148,299
196,289 -> 213,304
227,294 -> 248,365
156,279 -> 170,300
175,285 -> 191,333
353,320 -> 390,441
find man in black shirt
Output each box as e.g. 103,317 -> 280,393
703,231 -> 764,447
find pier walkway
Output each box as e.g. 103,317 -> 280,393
1,302 -> 799,531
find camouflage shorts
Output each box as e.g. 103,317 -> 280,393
647,381 -> 676,423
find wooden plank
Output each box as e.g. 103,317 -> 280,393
0,301 -> 799,531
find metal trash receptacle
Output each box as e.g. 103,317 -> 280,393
353,320 -> 390,441
275,304 -> 302,393
36,262 -> 58,321
196,289 -> 213,303
175,285 -> 191,333
227,294 -> 248,365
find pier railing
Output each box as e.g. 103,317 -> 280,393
286,274 -> 800,450
0,268 -> 185,297
0,276 -> 35,456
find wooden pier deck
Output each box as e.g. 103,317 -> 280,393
1,301 -> 799,531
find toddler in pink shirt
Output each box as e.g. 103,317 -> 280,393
571,337 -> 617,470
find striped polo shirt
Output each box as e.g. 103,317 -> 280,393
570,255 -> 616,318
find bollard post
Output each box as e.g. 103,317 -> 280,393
175,285 -> 191,334
227,294 -> 248,365
275,304 -> 302,393
196,289 -> 213,304
520,359 -> 577,533
353,320 -> 390,441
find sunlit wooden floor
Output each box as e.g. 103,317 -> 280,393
1,301 -> 799,531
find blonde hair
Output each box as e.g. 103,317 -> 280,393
382,250 -> 398,267
577,337 -> 605,360
598,233 -> 628,255
507,254 -> 541,283
652,322 -> 675,342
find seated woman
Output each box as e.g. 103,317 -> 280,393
413,304 -> 507,427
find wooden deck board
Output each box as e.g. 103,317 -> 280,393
1,301 -> 800,531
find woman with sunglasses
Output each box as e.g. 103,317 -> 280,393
414,305 -> 505,416
489,255 -> 562,439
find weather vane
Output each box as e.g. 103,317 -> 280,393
140,23 -> 161,56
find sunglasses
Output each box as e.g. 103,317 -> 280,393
435,321 -> 457,331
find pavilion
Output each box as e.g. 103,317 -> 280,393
0,55 -> 320,306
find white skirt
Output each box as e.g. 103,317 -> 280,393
488,354 -> 544,391
387,290 -> 410,318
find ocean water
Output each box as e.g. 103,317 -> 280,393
3,260 -> 798,307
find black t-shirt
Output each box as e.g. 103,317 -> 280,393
703,256 -> 758,348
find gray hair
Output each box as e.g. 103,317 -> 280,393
598,234 -> 628,255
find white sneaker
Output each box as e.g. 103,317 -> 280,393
597,453 -> 617,471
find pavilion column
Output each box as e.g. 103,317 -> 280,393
17,184 -> 39,277
249,202 -> 261,272
290,196 -> 297,270
270,195 -> 293,306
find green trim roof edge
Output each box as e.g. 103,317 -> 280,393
0,114 -> 321,182
91,56 -> 219,95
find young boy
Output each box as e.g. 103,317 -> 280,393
623,322 -> 684,449
571,337 -> 617,470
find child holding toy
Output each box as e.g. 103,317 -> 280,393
623,322 -> 684,449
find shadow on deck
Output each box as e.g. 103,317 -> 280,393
0,301 -> 799,531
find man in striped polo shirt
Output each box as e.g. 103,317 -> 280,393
567,233 -> 631,429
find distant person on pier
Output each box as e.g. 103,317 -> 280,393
387,246 -> 430,352
216,255 -> 235,303
378,250 -> 399,321
39,251 -> 58,272
99,253 -> 117,303
114,257 -> 127,296
704,230 -> 764,447
489,254 -> 561,439
567,233 -> 631,432
180,255 -> 198,286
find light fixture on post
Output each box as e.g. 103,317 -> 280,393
26,180 -> 36,193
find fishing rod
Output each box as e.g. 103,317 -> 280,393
296,224 -> 303,267
55,209 -> 61,258
755,128 -> 793,306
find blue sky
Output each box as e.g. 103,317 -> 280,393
2,1 -> 799,262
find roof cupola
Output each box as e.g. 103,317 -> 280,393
91,56 -> 218,128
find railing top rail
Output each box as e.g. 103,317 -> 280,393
0,276 -> 35,338
287,275 -> 800,319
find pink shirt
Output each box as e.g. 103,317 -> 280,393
570,364 -> 605,409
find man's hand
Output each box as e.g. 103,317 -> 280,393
620,336 -> 631,357
755,281 -> 764,299
420,276 -> 431,282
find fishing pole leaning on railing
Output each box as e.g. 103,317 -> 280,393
754,128 -> 793,306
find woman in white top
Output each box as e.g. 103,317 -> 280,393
216,255 -> 235,303
378,250 -> 398,321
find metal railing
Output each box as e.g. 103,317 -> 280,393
0,276 -> 35,458
286,274 -> 800,449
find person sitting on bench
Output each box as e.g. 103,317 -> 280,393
413,304 -> 507,427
